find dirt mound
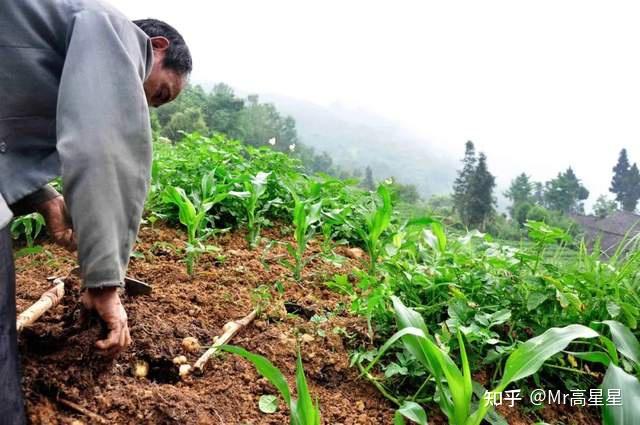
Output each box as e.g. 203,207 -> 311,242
16,224 -> 394,424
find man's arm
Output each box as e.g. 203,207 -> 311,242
56,11 -> 152,352
57,10 -> 152,289
9,185 -> 77,251
9,185 -> 60,217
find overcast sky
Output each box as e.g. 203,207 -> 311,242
108,0 -> 640,210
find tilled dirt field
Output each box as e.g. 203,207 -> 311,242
14,224 -> 600,425
16,224 -> 395,424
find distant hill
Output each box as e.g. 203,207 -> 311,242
197,81 -> 455,198
260,94 -> 456,198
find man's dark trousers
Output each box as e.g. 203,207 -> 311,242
0,227 -> 26,425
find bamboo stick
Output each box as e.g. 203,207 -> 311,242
17,279 -> 65,333
192,308 -> 257,375
57,396 -> 109,424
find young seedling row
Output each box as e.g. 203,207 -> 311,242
14,132 -> 640,424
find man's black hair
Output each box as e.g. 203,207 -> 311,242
133,18 -> 192,75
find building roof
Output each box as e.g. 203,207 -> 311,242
573,211 -> 640,254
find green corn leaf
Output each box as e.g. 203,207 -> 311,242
458,331 -> 473,420
405,216 -> 437,228
600,320 -> 640,366
602,364 -> 640,425
600,335 -> 621,366
360,327 -> 427,376
306,201 -> 323,227
497,325 -> 598,391
566,351 -> 611,367
391,297 -> 440,373
222,345 -> 291,406
395,401 -> 427,425
430,222 -> 447,253
620,303 -> 639,329
292,351 -> 320,425
391,297 -> 467,422
469,325 -> 599,425
370,185 -> 392,241
471,382 -> 508,425
314,399 -> 322,425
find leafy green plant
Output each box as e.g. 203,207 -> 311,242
523,220 -> 571,273
162,172 -> 227,275
353,184 -> 393,273
362,296 -> 601,425
230,171 -> 271,249
147,132 -> 640,424
222,346 -> 321,424
10,213 -> 45,248
567,320 -> 640,425
282,188 -> 322,280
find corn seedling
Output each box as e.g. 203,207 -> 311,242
163,172 -> 227,275
230,171 -> 271,249
222,346 -> 321,424
353,184 -> 393,273
282,187 -> 322,280
11,212 -> 45,248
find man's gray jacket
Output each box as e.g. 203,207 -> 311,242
0,0 -> 154,288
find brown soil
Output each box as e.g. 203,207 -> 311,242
13,224 -> 601,424
16,224 -> 394,425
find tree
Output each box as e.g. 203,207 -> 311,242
504,173 -> 533,216
452,141 -> 477,226
609,149 -> 640,212
532,182 -> 545,205
513,202 -> 533,226
155,84 -> 209,132
362,166 -> 375,191
206,83 -> 245,139
389,180 -> 421,204
310,151 -> 334,174
151,83 -> 354,179
544,167 -> 589,214
425,194 -> 455,216
627,164 -> 640,211
466,152 -> 496,230
239,95 -> 298,151
527,205 -> 550,222
593,195 -> 618,218
164,107 -> 209,141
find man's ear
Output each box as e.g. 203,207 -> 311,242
150,36 -> 170,51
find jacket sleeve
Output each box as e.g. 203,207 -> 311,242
56,11 -> 153,289
9,185 -> 61,217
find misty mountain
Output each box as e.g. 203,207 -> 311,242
194,81 -> 456,198
259,93 -> 456,198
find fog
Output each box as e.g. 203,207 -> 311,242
108,0 -> 640,210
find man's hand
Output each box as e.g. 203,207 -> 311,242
82,287 -> 131,355
36,196 -> 77,251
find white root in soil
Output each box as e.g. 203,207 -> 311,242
16,279 -> 65,333
191,308 -> 258,375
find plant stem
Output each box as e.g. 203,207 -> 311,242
357,362 -> 401,406
410,376 -> 432,400
545,363 -> 592,376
